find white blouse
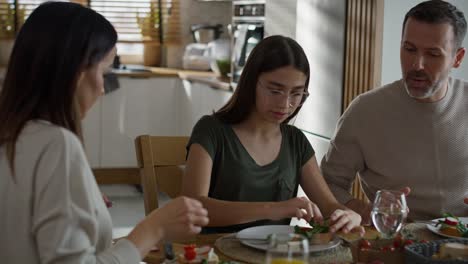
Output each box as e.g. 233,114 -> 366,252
0,120 -> 140,264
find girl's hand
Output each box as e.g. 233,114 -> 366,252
273,197 -> 323,223
329,209 -> 364,236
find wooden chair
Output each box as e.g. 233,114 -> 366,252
93,167 -> 140,185
350,174 -> 370,203
134,135 -> 189,215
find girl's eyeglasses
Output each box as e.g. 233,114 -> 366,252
258,81 -> 309,107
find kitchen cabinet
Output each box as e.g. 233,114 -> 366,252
82,76 -> 232,168
100,77 -> 179,167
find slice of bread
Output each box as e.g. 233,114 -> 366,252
439,243 -> 468,259
440,225 -> 462,237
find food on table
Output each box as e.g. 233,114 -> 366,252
357,234 -> 428,252
436,213 -> 468,238
294,219 -> 332,244
178,244 -> 219,264
432,242 -> 468,260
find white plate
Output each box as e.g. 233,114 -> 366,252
426,217 -> 468,239
236,225 -> 341,252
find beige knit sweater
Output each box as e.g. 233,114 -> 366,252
322,77 -> 468,220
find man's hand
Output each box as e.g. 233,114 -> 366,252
345,199 -> 372,225
401,187 -> 411,196
345,186 -> 411,225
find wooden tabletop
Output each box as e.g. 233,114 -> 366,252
142,223 -> 444,264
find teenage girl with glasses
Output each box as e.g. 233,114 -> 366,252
182,35 -> 365,234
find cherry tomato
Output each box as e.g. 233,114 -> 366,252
393,236 -> 403,248
381,245 -> 396,252
444,217 -> 458,226
184,244 -> 196,251
360,239 -> 372,249
183,244 -> 197,261
184,250 -> 197,261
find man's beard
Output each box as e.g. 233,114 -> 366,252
403,70 -> 446,100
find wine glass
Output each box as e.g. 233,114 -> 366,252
371,190 -> 408,239
266,233 -> 309,264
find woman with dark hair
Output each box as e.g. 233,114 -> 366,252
0,2 -> 208,263
182,35 -> 364,234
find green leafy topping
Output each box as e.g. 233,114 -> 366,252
436,212 -> 468,238
294,219 -> 330,239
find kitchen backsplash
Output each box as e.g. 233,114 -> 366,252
166,1 -> 232,68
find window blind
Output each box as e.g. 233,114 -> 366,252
90,0 -> 180,44
160,0 -> 180,44
1,0 -> 180,44
91,0 -> 161,42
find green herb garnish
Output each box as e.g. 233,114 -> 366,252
436,213 -> 468,238
294,219 -> 330,239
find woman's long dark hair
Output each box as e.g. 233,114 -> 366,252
0,2 -> 117,175
215,35 -> 310,124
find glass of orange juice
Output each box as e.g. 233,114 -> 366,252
266,233 -> 309,264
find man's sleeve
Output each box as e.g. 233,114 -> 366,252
321,96 -> 366,204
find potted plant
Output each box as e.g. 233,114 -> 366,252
0,1 -> 25,66
0,1 -> 15,66
137,2 -> 161,66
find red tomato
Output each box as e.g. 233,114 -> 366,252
404,239 -> 414,246
183,244 -> 196,251
419,239 -> 428,243
183,244 -> 197,261
381,245 -> 396,252
184,250 -> 197,261
360,239 -> 372,249
444,217 -> 458,226
393,236 -> 403,248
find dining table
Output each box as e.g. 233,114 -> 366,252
143,223 -> 446,264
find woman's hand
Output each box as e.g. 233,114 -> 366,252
148,196 -> 209,241
329,208 -> 364,236
273,197 -> 323,222
127,196 -> 209,258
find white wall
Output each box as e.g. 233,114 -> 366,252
382,0 -> 468,86
294,0 -> 346,138
265,0 -> 297,39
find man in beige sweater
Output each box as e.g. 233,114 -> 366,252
321,0 -> 468,222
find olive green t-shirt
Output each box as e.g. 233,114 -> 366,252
187,115 -> 315,233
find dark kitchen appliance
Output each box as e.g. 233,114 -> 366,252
230,0 -> 265,86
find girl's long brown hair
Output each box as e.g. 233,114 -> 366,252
215,35 -> 310,124
0,2 -> 117,176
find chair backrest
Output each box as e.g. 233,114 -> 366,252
351,174 -> 370,203
135,135 -> 189,215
